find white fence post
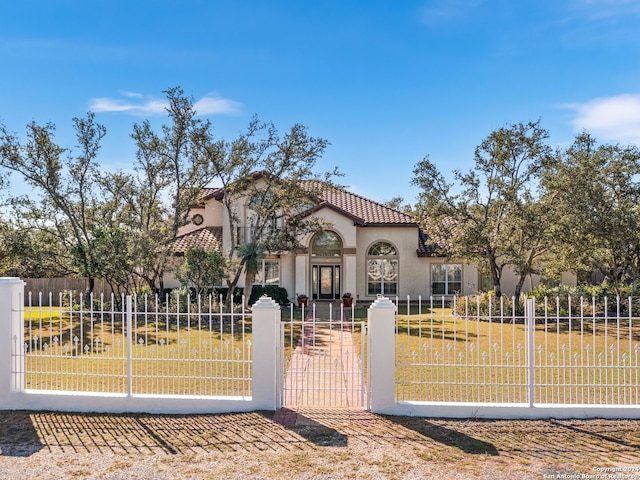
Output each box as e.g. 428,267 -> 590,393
251,295 -> 280,411
368,296 -> 397,413
0,278 -> 26,399
526,298 -> 535,408
126,295 -> 133,397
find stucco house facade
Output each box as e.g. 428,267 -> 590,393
166,180 -> 574,303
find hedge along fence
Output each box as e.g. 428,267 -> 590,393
23,278 -> 292,308
454,289 -> 640,318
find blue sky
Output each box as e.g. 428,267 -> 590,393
1,0 -> 640,204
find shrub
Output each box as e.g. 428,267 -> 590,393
455,283 -> 640,319
454,292 -> 515,317
249,285 -> 290,305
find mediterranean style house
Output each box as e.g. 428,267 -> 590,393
166,178 -> 575,303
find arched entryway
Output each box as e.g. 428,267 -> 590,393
310,231 -> 343,301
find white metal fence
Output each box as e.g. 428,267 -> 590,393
4,276 -> 640,418
20,291 -> 252,397
396,296 -> 640,407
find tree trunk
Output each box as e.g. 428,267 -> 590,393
514,274 -> 527,314
87,276 -> 95,296
489,255 -> 502,298
243,270 -> 255,310
225,258 -> 246,305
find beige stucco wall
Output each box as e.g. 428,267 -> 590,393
175,198 -> 224,238
171,190 -> 579,302
292,208 -> 359,299
278,252 -> 297,302
176,207 -> 206,236
205,198 -> 223,228
410,260 -> 579,299
298,207 -> 358,248
355,225 -> 425,301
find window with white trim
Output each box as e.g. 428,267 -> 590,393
367,241 -> 398,296
431,264 -> 462,295
254,259 -> 280,286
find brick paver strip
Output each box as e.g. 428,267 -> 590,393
282,321 -> 366,409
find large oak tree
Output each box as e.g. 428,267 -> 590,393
412,120 -> 553,300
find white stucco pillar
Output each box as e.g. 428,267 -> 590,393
368,295 -> 396,413
295,254 -> 308,297
251,295 -> 280,410
0,278 -> 25,399
344,254 -> 357,299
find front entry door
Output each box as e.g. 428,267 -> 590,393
313,265 -> 341,300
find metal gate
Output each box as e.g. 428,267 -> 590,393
279,305 -> 368,409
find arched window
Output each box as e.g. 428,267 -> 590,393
367,241 -> 398,296
311,231 -> 342,257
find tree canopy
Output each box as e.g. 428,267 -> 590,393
0,86 -> 339,301
412,120 -> 553,300
4,90 -> 640,300
0,113 -> 107,291
541,133 -> 640,294
206,117 -> 339,303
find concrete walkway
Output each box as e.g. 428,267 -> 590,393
276,302 -> 367,424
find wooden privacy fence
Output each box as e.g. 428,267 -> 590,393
23,278 -> 111,306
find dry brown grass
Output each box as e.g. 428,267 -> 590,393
1,408 -> 640,479
396,308 -> 640,404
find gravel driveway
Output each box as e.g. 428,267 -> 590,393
1,409 -> 640,479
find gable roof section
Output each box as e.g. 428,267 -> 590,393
198,187 -> 223,205
303,182 -> 416,227
174,227 -> 223,255
417,228 -> 441,257
195,173 -> 443,256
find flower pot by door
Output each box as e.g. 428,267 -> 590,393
342,297 -> 353,307
298,298 -> 308,308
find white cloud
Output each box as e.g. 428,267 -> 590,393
563,94 -> 640,146
89,97 -> 167,115
193,96 -> 242,115
121,90 -> 144,99
89,92 -> 242,117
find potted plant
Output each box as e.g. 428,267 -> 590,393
297,294 -> 309,307
342,292 -> 353,307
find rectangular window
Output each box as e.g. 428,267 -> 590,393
431,264 -> 462,295
254,259 -> 280,286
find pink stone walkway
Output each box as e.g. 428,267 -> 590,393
279,316 -> 367,417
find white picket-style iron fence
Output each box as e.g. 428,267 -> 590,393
396,296 -> 640,408
21,291 -> 252,397
2,277 -> 640,419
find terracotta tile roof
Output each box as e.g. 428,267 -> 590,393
417,228 -> 441,257
194,176 -> 442,256
199,187 -> 223,205
174,227 -> 223,255
304,182 -> 417,226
